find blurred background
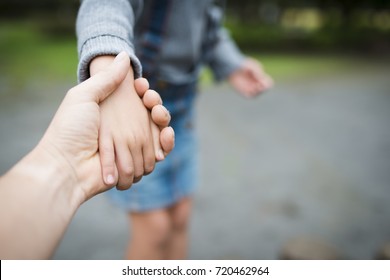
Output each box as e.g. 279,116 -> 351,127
0,0 -> 389,259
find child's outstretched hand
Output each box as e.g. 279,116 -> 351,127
90,54 -> 173,190
228,58 -> 273,98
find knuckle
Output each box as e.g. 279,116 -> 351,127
127,133 -> 137,144
116,181 -> 132,191
144,162 -> 155,175
121,165 -> 134,178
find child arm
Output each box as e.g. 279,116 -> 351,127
77,0 -> 169,188
203,3 -> 273,97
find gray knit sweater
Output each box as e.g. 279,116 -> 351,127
76,0 -> 245,84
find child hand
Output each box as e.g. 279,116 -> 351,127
228,58 -> 274,98
90,55 -> 172,190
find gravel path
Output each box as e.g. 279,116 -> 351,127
1,63 -> 389,259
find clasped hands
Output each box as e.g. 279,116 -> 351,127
40,51 -> 174,201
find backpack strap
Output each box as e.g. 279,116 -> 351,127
138,0 -> 172,77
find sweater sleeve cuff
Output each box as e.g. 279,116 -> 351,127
77,35 -> 142,83
211,52 -> 245,82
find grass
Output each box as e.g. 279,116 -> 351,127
201,52 -> 389,85
254,53 -> 358,80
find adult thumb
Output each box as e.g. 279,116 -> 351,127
77,52 -> 130,103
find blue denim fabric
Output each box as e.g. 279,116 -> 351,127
105,81 -> 199,212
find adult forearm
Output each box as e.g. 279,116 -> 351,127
0,145 -> 82,259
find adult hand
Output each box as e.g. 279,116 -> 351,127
0,52 -> 175,259
39,52 -> 174,201
134,78 -> 174,157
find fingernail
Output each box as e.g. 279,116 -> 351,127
158,149 -> 165,161
168,126 -> 174,137
160,106 -> 170,118
113,51 -> 127,63
106,174 -> 115,185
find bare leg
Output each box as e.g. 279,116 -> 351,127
166,197 -> 193,259
125,208 -> 171,259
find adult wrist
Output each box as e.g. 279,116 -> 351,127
22,143 -> 84,209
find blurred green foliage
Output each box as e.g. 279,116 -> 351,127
1,22 -> 388,89
1,0 -> 389,88
226,19 -> 390,53
1,0 -> 389,54
225,1 -> 390,53
0,21 -> 78,86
